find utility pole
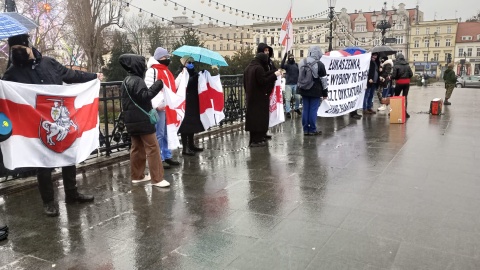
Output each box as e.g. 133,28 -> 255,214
4,0 -> 17,12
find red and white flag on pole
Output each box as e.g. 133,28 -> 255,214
279,6 -> 294,54
269,76 -> 285,127
198,71 -> 225,130
0,80 -> 100,169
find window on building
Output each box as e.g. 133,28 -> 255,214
300,50 -> 304,57
219,44 -> 223,51
434,53 -> 439,61
434,39 -> 440,47
278,51 -> 281,58
424,39 -> 430,48
226,43 -> 230,50
271,37 -> 275,44
447,26 -> 452,33
414,40 -> 419,48
234,33 -> 237,39
477,48 -> 480,57
219,34 -> 223,39
414,53 -> 418,61
207,45 -> 210,50
462,36 -> 473,41
468,48 -> 473,56
426,28 -> 430,35
256,37 -> 260,44
299,27 -> 305,30
459,48 -> 464,57
436,27 -> 440,34
263,37 -> 267,43
362,37 -> 366,43
213,44 -> 217,50
308,35 -> 313,42
247,33 -> 251,39
416,28 -> 420,35
316,37 -> 321,43
396,36 -> 404,44
325,36 -> 329,43
300,36 -> 305,43
307,26 -> 313,30
234,44 -> 237,51
355,24 -> 366,32
424,53 -> 429,61
446,39 -> 451,47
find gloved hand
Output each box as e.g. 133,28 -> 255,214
151,79 -> 164,94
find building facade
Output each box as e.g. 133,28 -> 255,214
455,22 -> 480,76
408,19 -> 458,78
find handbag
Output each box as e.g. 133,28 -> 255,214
122,80 -> 159,125
381,97 -> 390,105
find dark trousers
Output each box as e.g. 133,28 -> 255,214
394,84 -> 410,110
249,132 -> 265,144
37,165 -> 77,204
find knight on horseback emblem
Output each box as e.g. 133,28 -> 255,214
41,99 -> 78,146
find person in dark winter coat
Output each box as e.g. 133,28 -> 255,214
392,53 -> 413,118
256,43 -> 277,72
243,53 -> 280,147
443,62 -> 456,105
119,54 -> 168,188
177,56 -> 205,156
2,34 -> 100,217
362,52 -> 380,115
281,53 -> 301,117
297,46 -> 328,136
377,57 -> 394,111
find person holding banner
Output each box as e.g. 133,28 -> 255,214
119,54 -> 169,188
244,52 -> 281,147
362,53 -> 380,115
178,56 -> 205,156
297,46 -> 328,136
145,47 -> 181,169
2,34 -> 102,217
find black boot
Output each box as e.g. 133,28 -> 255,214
0,224 -> 8,232
43,201 -> 59,217
181,134 -> 195,156
0,230 -> 7,241
65,190 -> 94,204
188,134 -> 203,152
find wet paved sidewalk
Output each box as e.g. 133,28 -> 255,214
1,84 -> 480,269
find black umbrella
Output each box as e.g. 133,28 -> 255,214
369,45 -> 397,56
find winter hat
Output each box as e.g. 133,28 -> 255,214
153,47 -> 170,60
0,112 -> 12,142
8,34 -> 30,47
180,56 -> 194,66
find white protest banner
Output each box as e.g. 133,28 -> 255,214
317,53 -> 371,117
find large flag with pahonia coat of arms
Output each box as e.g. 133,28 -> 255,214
0,79 -> 100,169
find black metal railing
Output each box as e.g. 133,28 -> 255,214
1,75 -> 246,182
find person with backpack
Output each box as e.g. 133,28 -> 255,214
392,53 -> 413,118
145,47 -> 181,171
281,53 -> 301,118
297,46 -> 328,136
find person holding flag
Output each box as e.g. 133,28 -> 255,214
2,34 -> 101,217
145,47 -> 181,170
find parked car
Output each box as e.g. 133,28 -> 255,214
456,76 -> 480,88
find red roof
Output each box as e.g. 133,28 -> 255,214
456,22 -> 480,43
347,9 -> 417,32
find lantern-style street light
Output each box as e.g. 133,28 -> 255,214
371,2 -> 397,45
327,0 -> 336,52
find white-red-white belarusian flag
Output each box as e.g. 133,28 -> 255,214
164,68 -> 188,150
269,76 -> 284,127
279,6 -> 294,54
0,80 -> 100,169
198,71 -> 225,130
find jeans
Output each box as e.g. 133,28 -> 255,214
155,111 -> 172,161
284,84 -> 301,112
301,96 -> 321,133
363,84 -> 377,110
381,84 -> 393,98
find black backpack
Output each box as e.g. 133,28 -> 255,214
297,59 -> 319,90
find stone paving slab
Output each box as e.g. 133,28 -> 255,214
1,84 -> 480,269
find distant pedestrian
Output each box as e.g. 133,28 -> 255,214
119,54 -> 169,188
243,52 -> 281,147
281,53 -> 301,118
443,62 -> 456,105
297,46 -> 328,136
145,47 -> 181,170
392,53 -> 413,118
177,56 -> 205,156
2,34 -> 100,217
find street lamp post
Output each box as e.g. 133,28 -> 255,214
327,0 -> 336,52
423,32 -> 437,76
371,2 -> 397,45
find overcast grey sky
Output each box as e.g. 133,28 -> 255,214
129,0 -> 478,25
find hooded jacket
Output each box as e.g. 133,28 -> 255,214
119,54 -> 163,136
2,48 -> 97,85
392,54 -> 413,85
243,53 -> 278,133
256,43 -> 277,72
297,46 -> 328,98
379,59 -> 394,88
280,53 -> 299,85
443,66 -> 456,85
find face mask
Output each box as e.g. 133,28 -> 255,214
159,59 -> 171,66
11,48 -> 30,67
288,59 -> 295,64
186,63 -> 194,69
